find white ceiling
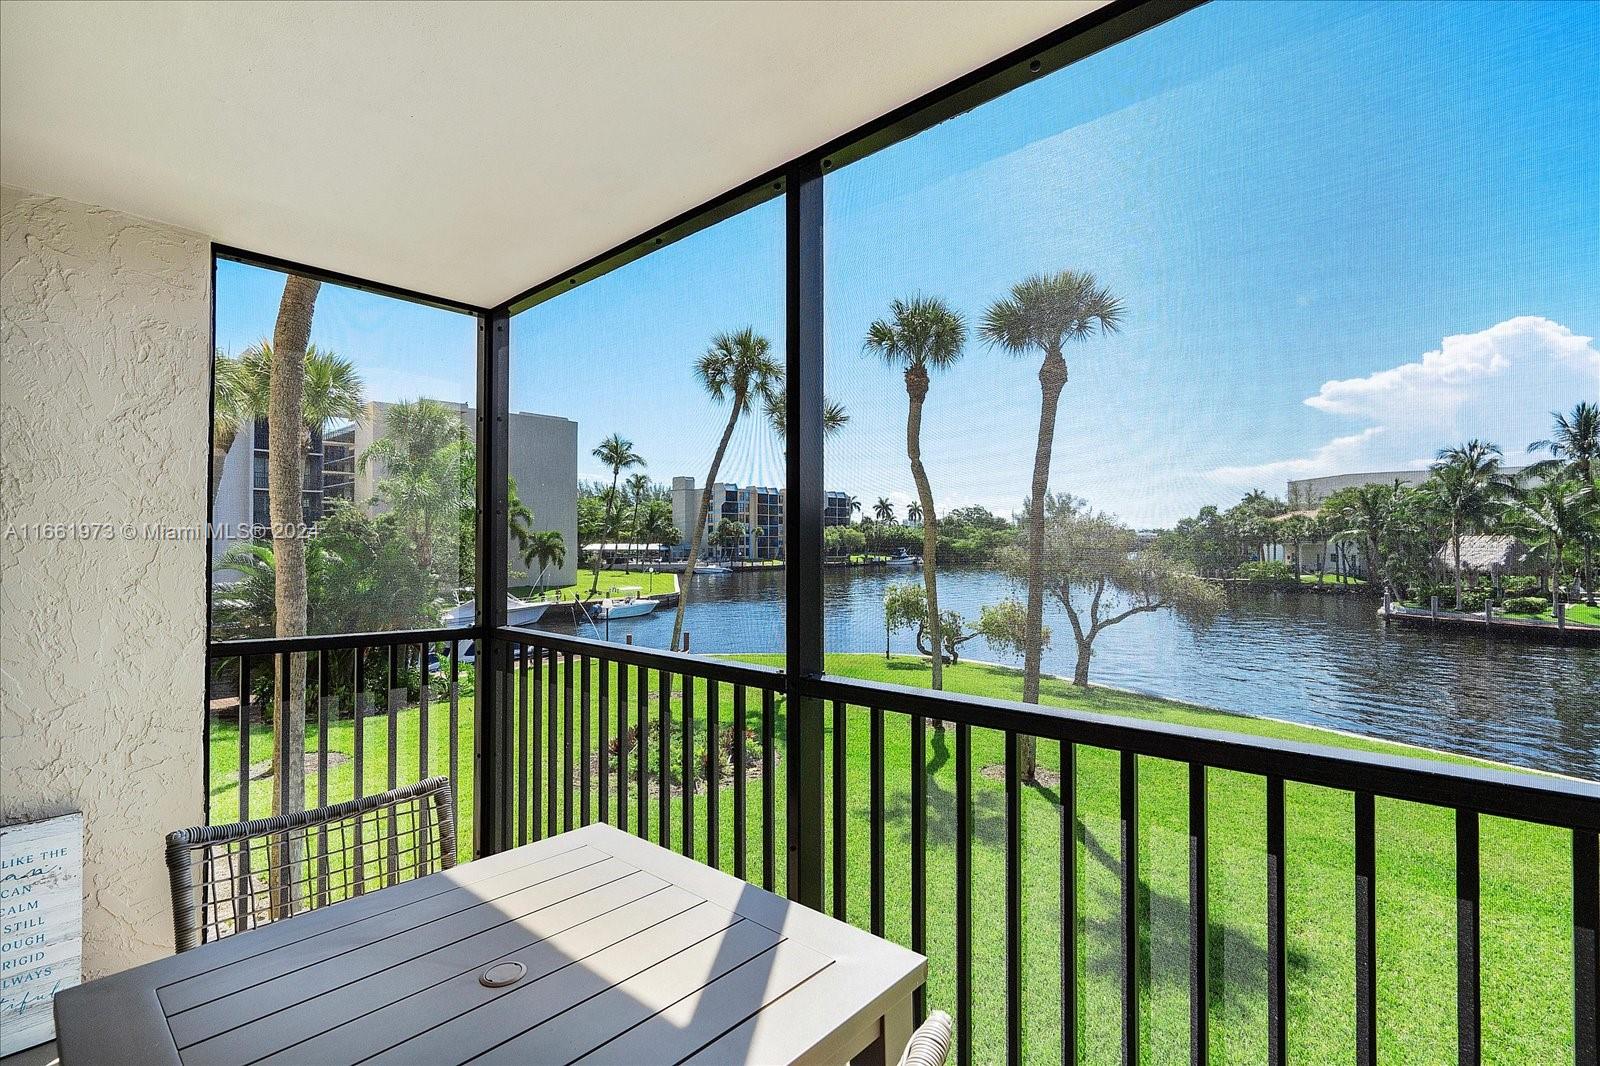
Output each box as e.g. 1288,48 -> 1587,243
1,0 -> 1103,307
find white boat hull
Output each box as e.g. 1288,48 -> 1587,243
445,596 -> 549,627
598,599 -> 657,620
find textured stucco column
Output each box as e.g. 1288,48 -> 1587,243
1,185 -> 209,975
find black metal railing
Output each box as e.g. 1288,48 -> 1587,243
489,627 -> 1598,1066
204,627 -> 475,865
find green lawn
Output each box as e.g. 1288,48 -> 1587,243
510,568 -> 678,601
1503,601 -> 1600,627
209,654 -> 1576,1065
1297,572 -> 1367,586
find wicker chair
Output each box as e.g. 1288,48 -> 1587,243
897,1010 -> 953,1066
165,776 -> 457,952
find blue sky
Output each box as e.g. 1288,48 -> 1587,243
219,0 -> 1598,529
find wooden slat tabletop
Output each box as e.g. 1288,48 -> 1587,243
54,824 -> 925,1065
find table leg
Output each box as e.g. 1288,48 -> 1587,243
851,991 -> 915,1066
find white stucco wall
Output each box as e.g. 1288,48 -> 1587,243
1,185 -> 208,976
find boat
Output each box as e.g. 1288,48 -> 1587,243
885,550 -> 917,567
695,563 -> 733,575
443,595 -> 550,628
592,588 -> 658,620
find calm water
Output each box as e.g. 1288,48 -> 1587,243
543,567 -> 1600,778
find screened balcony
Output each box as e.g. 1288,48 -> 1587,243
3,2 -> 1598,1065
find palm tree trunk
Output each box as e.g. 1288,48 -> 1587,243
268,273 -> 318,916
210,427 -> 238,511
671,401 -> 742,652
904,372 -> 942,693
1452,523 -> 1463,610
592,472 -> 618,595
1019,347 -> 1068,781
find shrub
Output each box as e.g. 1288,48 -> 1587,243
1502,596 -> 1549,616
1501,575 -> 1540,597
1236,560 -> 1296,586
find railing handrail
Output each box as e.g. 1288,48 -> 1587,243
207,624 -> 478,658
501,626 -> 786,687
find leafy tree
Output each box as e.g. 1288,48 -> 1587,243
590,433 -> 645,593
1526,402 -> 1600,600
824,524 -> 866,558
1325,481 -> 1409,594
981,270 -> 1123,762
625,472 -> 653,566
360,399 -> 468,585
1422,440 -> 1508,608
672,328 -> 781,651
1275,513 -> 1318,579
866,294 -> 967,690
997,508 -> 1222,690
1503,478 -> 1598,613
522,529 -> 567,587
714,517 -> 747,559
638,499 -> 679,555
975,598 -> 1048,668
873,497 -> 897,523
883,583 -> 978,668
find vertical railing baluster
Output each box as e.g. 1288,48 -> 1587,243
581,655 -> 592,827
418,642 -> 430,779
518,643 -> 530,846
1355,791 -> 1377,1066
733,685 -> 748,879
1456,809 -> 1480,1066
530,645 -> 543,843
448,641 -> 460,850
1121,751 -> 1140,1066
563,651 -> 575,833
707,680 -> 720,871
615,660 -> 628,832
545,650 -> 558,839
832,700 -> 847,921
658,668 -> 671,850
316,652 -> 331,908
1267,775 -> 1286,1066
598,654 -> 609,825
1063,739 -> 1078,1066
1189,762 -> 1208,1066
911,713 -> 927,1023
237,655 -> 251,833
1573,829 -> 1597,1066
956,721 -> 972,1065
762,687 -> 776,891
682,671 -> 694,857
351,647 -> 365,892
385,645 -> 399,885
1005,730 -> 1022,1066
870,706 -> 885,939
636,664 -> 648,841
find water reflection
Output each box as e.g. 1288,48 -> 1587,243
536,567 -> 1600,778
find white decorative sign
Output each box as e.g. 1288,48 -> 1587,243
1,813 -> 83,1056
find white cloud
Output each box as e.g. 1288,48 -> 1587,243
1305,316 -> 1597,425
1206,316 -> 1598,489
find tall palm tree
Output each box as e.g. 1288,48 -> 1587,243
590,433 -> 645,594
866,295 -> 967,691
846,495 -> 862,521
981,270 -> 1121,775
1425,440 -> 1507,609
671,328 -> 781,651
763,386 -> 849,438
625,472 -> 653,568
1528,402 -> 1600,598
522,529 -> 567,589
1503,478 -> 1597,613
873,497 -> 897,523
906,501 -> 924,525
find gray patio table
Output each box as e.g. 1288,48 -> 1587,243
53,823 -> 926,1065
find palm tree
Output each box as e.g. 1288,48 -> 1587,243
763,386 -> 849,438
982,270 -> 1121,776
906,501 -> 924,525
1503,478 -> 1597,614
625,472 -> 653,568
590,433 -> 645,594
873,497 -> 897,524
211,343 -> 364,508
866,295 -> 967,692
1424,440 -> 1507,608
671,328 -> 781,651
360,399 -> 467,580
846,495 -> 862,521
1527,402 -> 1600,599
522,529 -> 567,589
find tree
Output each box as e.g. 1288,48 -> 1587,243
625,472 -> 653,567
590,433 -> 645,593
1423,440 -> 1507,608
982,270 -> 1121,777
883,583 -> 978,667
866,294 -> 967,691
522,529 -> 567,585
824,523 -> 866,558
1503,478 -> 1598,613
873,497 -> 896,523
998,509 -> 1222,690
714,517 -> 746,559
671,328 -> 781,651
360,399 -> 468,583
846,495 -> 862,521
975,598 -> 1048,670
1275,513 -> 1317,579
906,501 -> 924,525
763,385 -> 849,438
639,499 -> 679,557
1527,402 -> 1600,601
